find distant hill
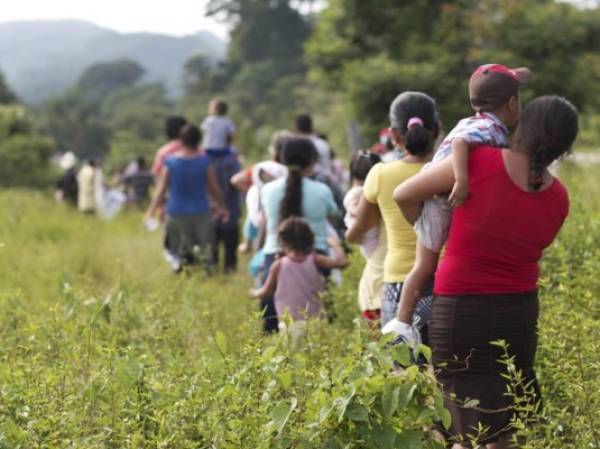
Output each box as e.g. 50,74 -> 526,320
0,20 -> 227,103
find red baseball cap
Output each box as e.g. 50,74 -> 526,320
469,64 -> 533,111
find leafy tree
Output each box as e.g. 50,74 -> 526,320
0,69 -> 17,104
0,135 -> 54,187
0,105 -> 30,137
40,70 -> 170,162
307,0 -> 600,142
77,59 -> 145,99
101,84 -> 173,171
208,0 -> 310,68
198,0 -> 313,156
183,55 -> 230,97
459,1 -> 600,110
101,84 -> 171,141
184,54 -> 212,92
185,54 -> 212,77
40,89 -> 110,160
0,105 -> 54,187
105,129 -> 159,173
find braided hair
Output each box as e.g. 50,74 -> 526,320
530,147 -> 548,191
512,96 -> 578,191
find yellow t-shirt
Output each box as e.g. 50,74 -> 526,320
363,160 -> 424,282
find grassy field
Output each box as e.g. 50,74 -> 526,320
0,161 -> 598,448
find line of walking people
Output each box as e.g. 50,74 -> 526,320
213,63 -> 578,448
58,61 -> 581,448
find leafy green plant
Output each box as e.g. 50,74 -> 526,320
0,163 -> 599,447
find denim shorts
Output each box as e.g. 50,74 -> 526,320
381,282 -> 404,328
380,282 -> 434,335
243,216 -> 259,241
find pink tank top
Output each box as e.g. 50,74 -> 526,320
274,253 -> 325,321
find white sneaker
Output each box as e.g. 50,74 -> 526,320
381,318 -> 421,348
163,250 -> 182,273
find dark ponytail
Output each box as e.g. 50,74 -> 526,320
389,91 -> 439,157
280,169 -> 303,220
279,137 -> 317,221
405,124 -> 432,156
512,96 -> 578,191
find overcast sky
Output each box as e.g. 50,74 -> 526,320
1,0 -> 595,41
0,0 -> 231,39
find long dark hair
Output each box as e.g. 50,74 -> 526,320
279,137 -> 317,221
512,96 -> 578,191
389,91 -> 439,157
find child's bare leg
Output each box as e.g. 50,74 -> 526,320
397,241 -> 439,323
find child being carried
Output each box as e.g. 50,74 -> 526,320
384,64 -> 532,343
201,98 -> 236,156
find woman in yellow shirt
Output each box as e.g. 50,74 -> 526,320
346,91 -> 439,331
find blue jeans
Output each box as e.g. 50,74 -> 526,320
260,253 -> 279,333
381,282 -> 404,328
381,281 -> 434,345
207,150 -> 241,272
243,217 -> 259,242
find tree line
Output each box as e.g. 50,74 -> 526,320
1,0 -> 599,187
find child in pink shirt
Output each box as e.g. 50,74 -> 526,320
250,217 -> 347,330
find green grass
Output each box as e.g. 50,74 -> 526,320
0,162 -> 599,448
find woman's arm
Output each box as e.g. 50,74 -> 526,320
249,260 -> 280,299
230,169 -> 250,192
345,195 -> 380,243
207,166 -> 230,222
393,157 -> 455,224
256,211 -> 267,250
315,237 -> 348,269
145,167 -> 169,219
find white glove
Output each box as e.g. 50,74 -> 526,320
381,318 -> 421,348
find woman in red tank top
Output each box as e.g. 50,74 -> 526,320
393,96 -> 578,449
